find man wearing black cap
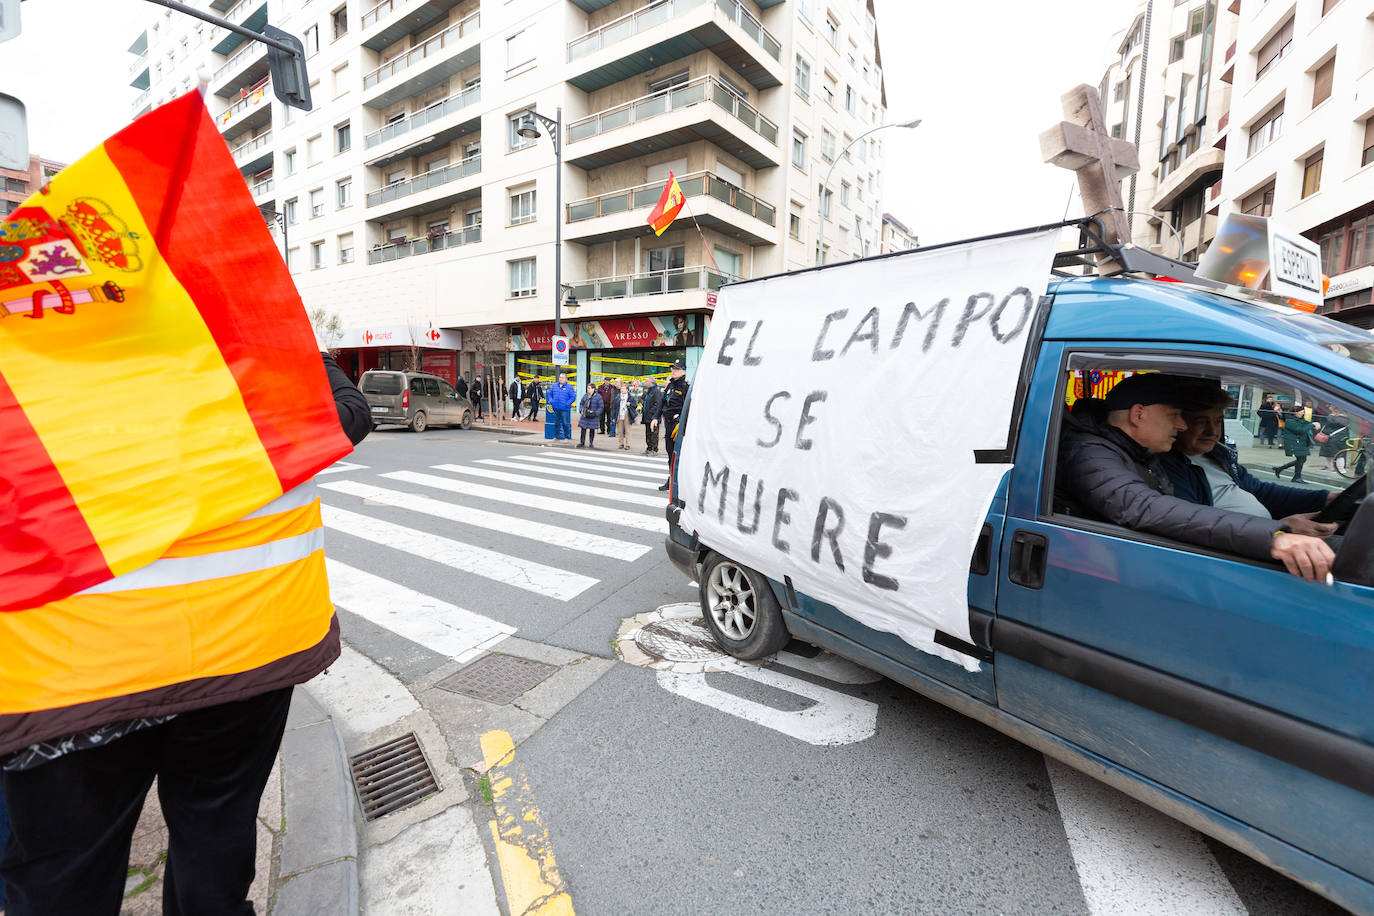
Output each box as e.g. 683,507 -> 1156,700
1057,373 -> 1334,581
657,361 -> 690,492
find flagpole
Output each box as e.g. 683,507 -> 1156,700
678,194 -> 722,276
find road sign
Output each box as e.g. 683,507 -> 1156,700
552,335 -> 569,366
705,290 -> 717,309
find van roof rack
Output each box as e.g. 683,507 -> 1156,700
1051,215 -> 1224,289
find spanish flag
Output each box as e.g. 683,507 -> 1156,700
646,171 -> 685,236
0,91 -> 353,612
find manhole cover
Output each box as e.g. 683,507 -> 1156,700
436,654 -> 558,704
635,617 -> 725,663
350,732 -> 440,821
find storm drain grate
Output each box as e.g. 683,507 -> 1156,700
435,653 -> 558,704
635,617 -> 724,663
349,732 -> 441,821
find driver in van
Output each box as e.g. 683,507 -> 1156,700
1058,373 -> 1335,581
1159,382 -> 1337,537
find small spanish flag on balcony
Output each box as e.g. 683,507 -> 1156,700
646,171 -> 685,236
0,91 -> 353,612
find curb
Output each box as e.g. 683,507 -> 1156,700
271,686 -> 359,915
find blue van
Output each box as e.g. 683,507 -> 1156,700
665,231 -> 1374,913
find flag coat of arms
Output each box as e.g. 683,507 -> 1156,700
646,171 -> 686,236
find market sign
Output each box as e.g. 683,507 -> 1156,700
334,324 -> 461,349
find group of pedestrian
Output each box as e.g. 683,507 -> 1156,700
1257,397 -> 1351,482
507,376 -> 543,422
536,362 -> 690,461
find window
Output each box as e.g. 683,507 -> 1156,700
332,63 -> 349,97
825,15 -> 839,47
645,245 -> 685,272
713,247 -> 742,277
304,25 -> 319,56
306,134 -> 322,165
1246,101 -> 1283,157
822,74 -> 836,107
509,258 -> 536,298
4,177 -> 26,194
284,197 -> 298,225
1312,57 -> 1335,108
1111,123 -> 1124,139
794,55 -> 811,99
1241,180 -> 1275,217
817,183 -> 832,218
1113,81 -> 1126,101
338,231 -> 353,264
335,121 -> 351,154
284,148 -> 296,175
839,181 -> 850,207
791,129 -> 807,168
331,5 -> 347,40
386,223 -> 406,245
287,246 -> 299,272
1302,150 -> 1323,198
1363,118 -> 1374,168
509,186 -> 536,225
464,209 -> 482,228
1255,17 -> 1293,79
647,71 -> 689,94
1170,35 -> 1186,63
1189,6 -> 1205,35
789,203 -> 803,240
508,112 -> 536,151
428,219 -> 449,236
820,129 -> 835,163
844,85 -> 855,114
507,28 -> 535,72
842,133 -> 853,160
310,240 -> 324,269
425,155 -> 448,173
309,188 -> 324,218
336,177 -> 352,208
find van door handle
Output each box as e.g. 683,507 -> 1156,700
1008,530 -> 1049,589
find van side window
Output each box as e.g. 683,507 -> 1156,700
438,380 -> 456,399
423,378 -> 441,397
410,378 -> 425,395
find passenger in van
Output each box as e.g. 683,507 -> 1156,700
1159,383 -> 1336,537
1057,373 -> 1335,581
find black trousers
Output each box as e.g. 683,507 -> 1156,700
0,686 -> 293,916
664,414 -> 679,463
644,421 -> 659,451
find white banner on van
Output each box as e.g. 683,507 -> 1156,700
678,229 -> 1060,671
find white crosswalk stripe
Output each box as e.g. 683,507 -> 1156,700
431,463 -> 665,508
319,480 -> 652,561
551,450 -> 668,469
325,559 -> 515,662
505,453 -> 666,480
476,458 -> 664,491
384,470 -> 666,534
322,505 -> 598,600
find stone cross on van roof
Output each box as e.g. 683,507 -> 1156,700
1039,84 -> 1141,270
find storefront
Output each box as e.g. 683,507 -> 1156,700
332,324 -> 462,385
506,314 -> 710,385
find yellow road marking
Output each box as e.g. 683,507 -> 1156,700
481,730 -> 574,916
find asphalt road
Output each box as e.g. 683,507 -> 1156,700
320,428 -> 1346,915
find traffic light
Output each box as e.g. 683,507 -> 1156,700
263,24 -> 312,112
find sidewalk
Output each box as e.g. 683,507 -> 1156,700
474,409 -> 666,455
1233,444 -> 1349,491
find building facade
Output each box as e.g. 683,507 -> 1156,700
1,155 -> 66,216
878,211 -> 915,252
127,0 -> 890,394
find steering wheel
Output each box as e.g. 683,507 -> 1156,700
1314,474 -> 1367,526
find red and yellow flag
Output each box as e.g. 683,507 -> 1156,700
0,91 -> 352,612
646,171 -> 685,236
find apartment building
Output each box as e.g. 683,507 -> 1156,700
0,154 -> 66,216
879,211 -> 915,252
126,0 -> 889,391
1218,0 -> 1374,326
1097,0 -> 1237,258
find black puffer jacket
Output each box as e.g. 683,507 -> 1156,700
1056,409 -> 1283,560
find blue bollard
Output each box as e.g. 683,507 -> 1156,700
544,409 -> 556,441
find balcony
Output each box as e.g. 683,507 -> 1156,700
1212,111 -> 1229,150
212,0 -> 269,56
132,89 -> 151,117
129,53 -> 150,90
216,80 -> 272,137
365,153 -> 482,220
569,265 -> 734,301
1152,148 -> 1225,211
362,10 -> 480,110
250,177 -> 274,199
566,74 -> 779,170
364,82 -> 481,156
367,224 -> 482,264
1220,40 -> 1236,84
213,41 -> 270,98
230,131 -> 274,174
565,170 -> 776,246
360,0 -> 467,51
567,0 -> 784,93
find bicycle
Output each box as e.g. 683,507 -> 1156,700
1333,436 -> 1367,479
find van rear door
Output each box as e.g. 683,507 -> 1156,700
360,371 -> 405,419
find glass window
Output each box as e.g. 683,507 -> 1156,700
820,129 -> 835,163
336,177 -> 352,208
825,15 -> 839,46
1255,17 -> 1293,79
1363,118 -> 1374,168
284,197 -> 298,224
791,129 -> 807,168
332,5 -> 348,40
310,188 -> 324,218
306,134 -> 322,165
509,187 -> 536,225
789,204 -> 803,240
1302,150 -> 1323,199
713,247 -> 742,277
386,168 -> 406,185
646,245 -> 685,272
840,181 -> 850,207
817,184 -> 832,218
794,55 -> 811,99
310,240 -> 323,269
1170,35 -> 1185,63
508,113 -> 536,151
1240,180 -> 1275,217
1312,57 -> 1335,108
507,28 -> 535,71
509,258 -> 537,297
338,232 -> 353,264
1189,7 -> 1205,35
1247,101 -> 1284,157
284,148 -> 296,174
304,25 -> 319,56
335,122 -> 351,154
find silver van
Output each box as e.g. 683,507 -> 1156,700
360,370 -> 472,432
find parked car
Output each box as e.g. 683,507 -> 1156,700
360,370 -> 472,432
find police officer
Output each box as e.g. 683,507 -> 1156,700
657,360 -> 689,492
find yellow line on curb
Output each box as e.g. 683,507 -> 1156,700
481,730 -> 574,916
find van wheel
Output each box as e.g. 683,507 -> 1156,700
698,552 -> 789,660
460,410 -> 473,430
410,411 -> 427,433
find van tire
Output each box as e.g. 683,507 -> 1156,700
698,552 -> 789,660
410,411 -> 428,433
460,410 -> 473,430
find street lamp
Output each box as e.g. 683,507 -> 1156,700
260,203 -> 287,260
516,108 -> 566,359
817,118 -> 921,266
561,284 -> 579,316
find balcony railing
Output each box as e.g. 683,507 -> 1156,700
214,41 -> 266,82
363,11 -> 480,90
132,89 -> 151,112
364,82 -> 481,148
129,53 -> 149,78
251,177 -> 273,197
568,0 -> 780,63
567,74 -> 777,145
366,153 -> 481,207
367,225 -> 482,263
566,170 -> 775,225
231,131 -> 273,163
569,266 -> 736,301
217,80 -> 270,128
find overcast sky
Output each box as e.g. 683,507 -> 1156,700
7,0 -> 1137,244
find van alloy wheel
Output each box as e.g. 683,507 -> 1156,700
410,411 -> 427,433
707,561 -> 757,640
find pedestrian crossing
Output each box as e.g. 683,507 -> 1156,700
319,447 -> 673,660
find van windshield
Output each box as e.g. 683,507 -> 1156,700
361,373 -> 403,395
